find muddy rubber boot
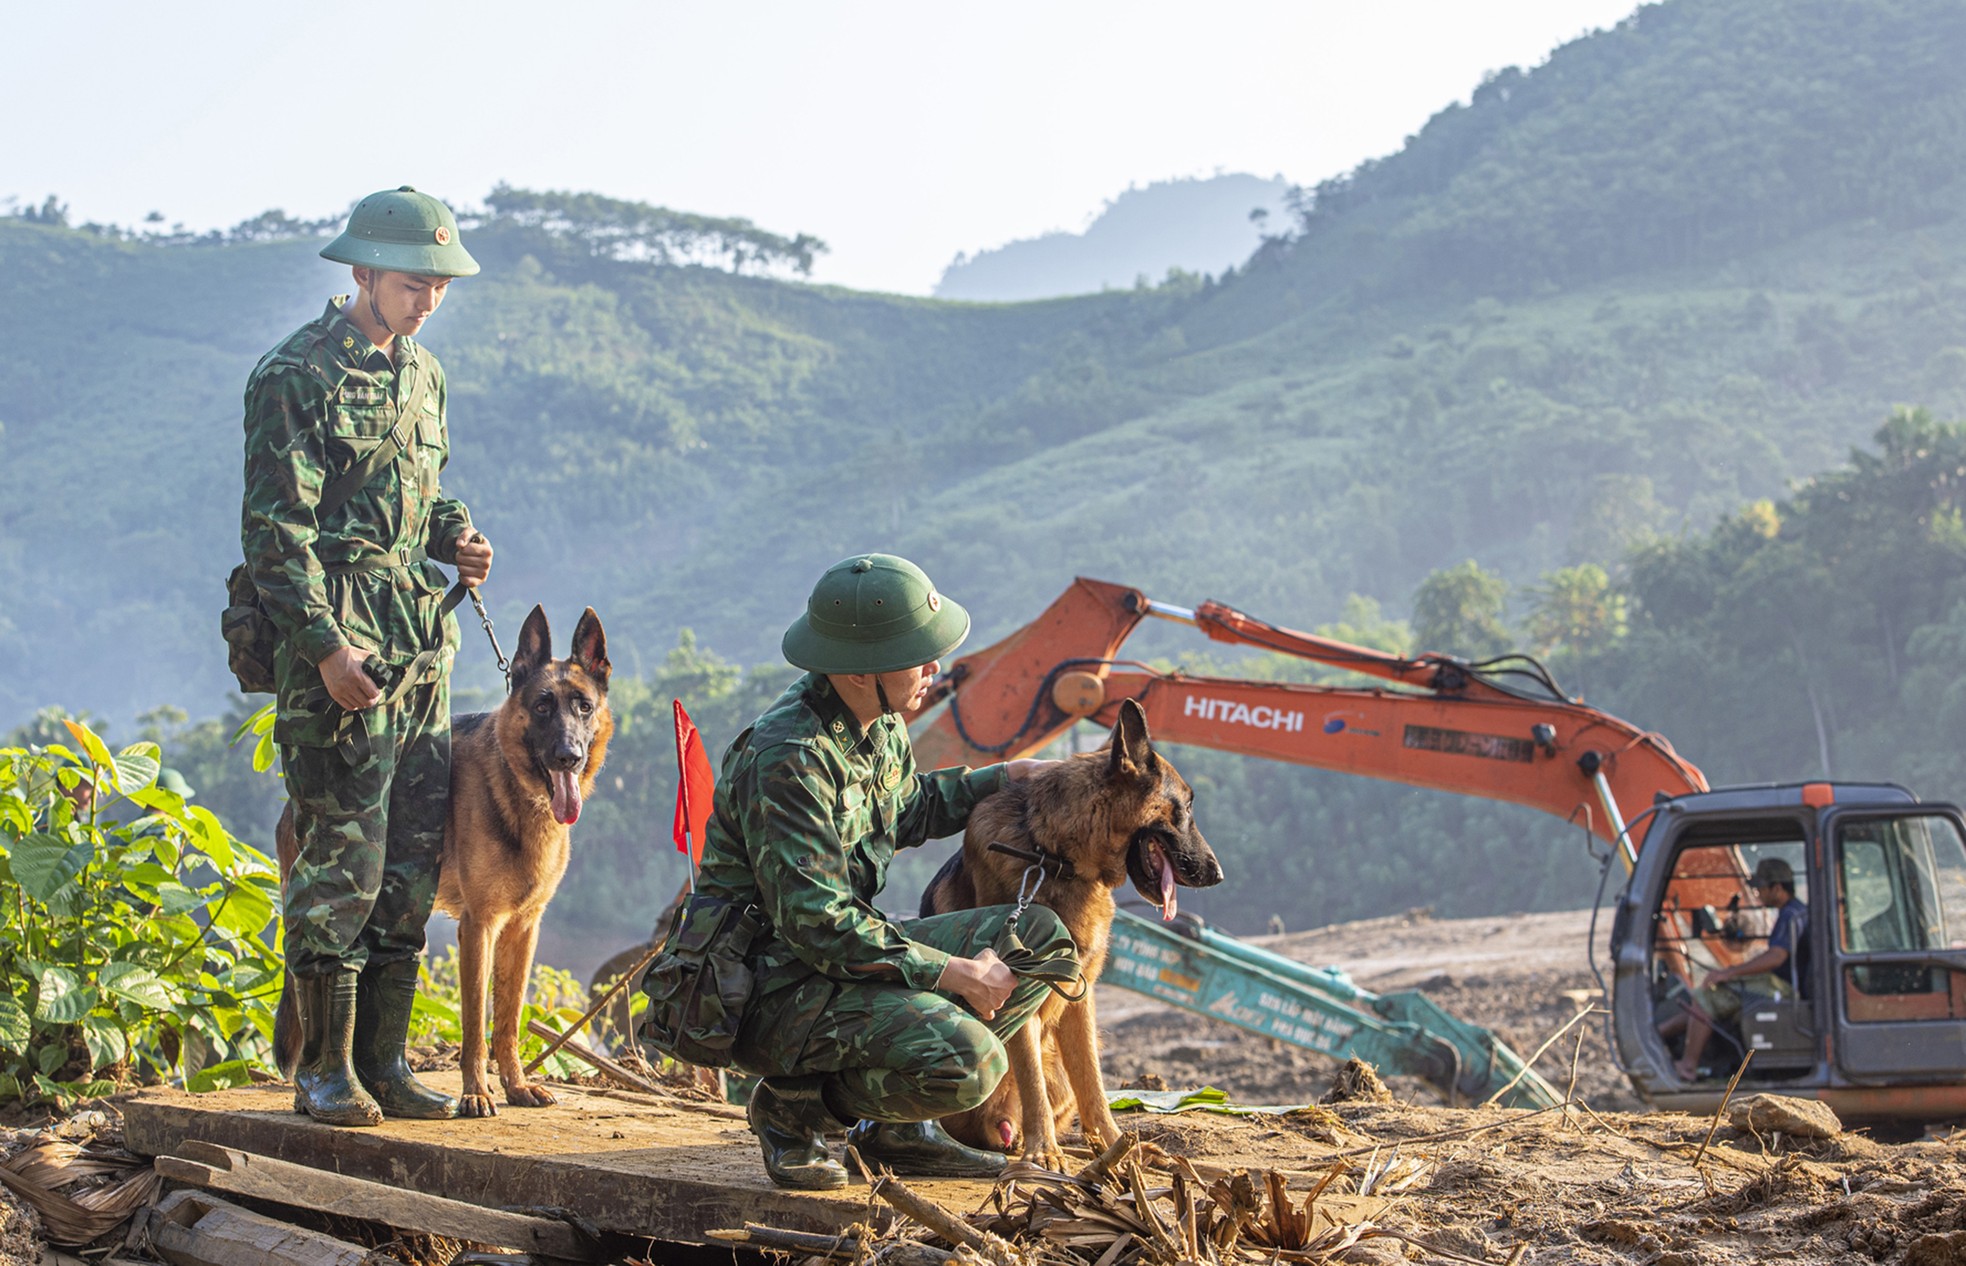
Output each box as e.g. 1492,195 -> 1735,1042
353,959 -> 458,1120
291,969 -> 384,1127
748,1078 -> 848,1190
844,1119 -> 1008,1179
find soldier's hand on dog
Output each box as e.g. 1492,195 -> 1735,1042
937,948 -> 1016,1020
1004,759 -> 1056,782
454,529 -> 493,587
320,646 -> 384,711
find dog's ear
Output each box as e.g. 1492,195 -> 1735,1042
570,607 -> 610,691
509,605 -> 552,691
1106,698 -> 1157,780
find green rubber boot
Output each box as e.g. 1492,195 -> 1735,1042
353,960 -> 458,1120
844,1119 -> 1008,1179
291,970 -> 384,1127
748,1078 -> 848,1190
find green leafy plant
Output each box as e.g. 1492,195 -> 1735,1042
0,717 -> 284,1106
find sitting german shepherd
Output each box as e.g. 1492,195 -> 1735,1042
920,699 -> 1221,1160
276,605 -> 612,1118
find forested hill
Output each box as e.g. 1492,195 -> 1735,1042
7,0 -> 1966,745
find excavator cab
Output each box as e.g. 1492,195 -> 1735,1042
1611,782 -> 1966,1128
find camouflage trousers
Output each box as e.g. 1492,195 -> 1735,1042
735,904 -> 1075,1124
280,678 -> 449,977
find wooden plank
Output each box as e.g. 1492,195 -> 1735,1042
154,1141 -> 594,1261
143,1190 -> 367,1266
120,1074 -> 986,1247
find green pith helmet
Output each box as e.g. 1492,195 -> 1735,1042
783,554 -> 970,675
320,186 -> 479,277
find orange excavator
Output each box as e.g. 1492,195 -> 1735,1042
911,578 -> 1966,1130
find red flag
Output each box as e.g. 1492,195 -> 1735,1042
672,700 -> 715,867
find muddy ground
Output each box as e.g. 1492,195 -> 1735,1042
1086,906 -> 1966,1265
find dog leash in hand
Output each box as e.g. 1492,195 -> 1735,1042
986,841 -> 1087,1002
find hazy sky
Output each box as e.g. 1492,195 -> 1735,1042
12,1 -> 1643,295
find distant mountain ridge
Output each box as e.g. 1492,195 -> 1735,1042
5,0 -> 1966,736
933,174 -> 1291,302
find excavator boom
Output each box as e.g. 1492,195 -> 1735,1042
915,578 -> 1708,859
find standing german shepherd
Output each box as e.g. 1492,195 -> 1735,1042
919,699 -> 1221,1160
276,605 -> 612,1118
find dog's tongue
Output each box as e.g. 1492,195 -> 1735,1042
1153,843 -> 1178,922
550,769 -> 582,825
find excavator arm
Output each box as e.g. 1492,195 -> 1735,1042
914,577 -> 1709,865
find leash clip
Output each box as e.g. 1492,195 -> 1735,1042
468,587 -> 513,692
1009,862 -> 1045,929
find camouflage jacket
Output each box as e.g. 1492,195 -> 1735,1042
241,299 -> 473,745
696,673 -> 1006,995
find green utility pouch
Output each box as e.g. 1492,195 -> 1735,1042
222,563 -> 279,694
639,895 -> 769,1068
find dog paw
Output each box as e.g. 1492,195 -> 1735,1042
1017,1146 -> 1067,1174
505,1082 -> 558,1108
458,1093 -> 499,1118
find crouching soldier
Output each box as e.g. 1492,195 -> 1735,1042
647,554 -> 1078,1188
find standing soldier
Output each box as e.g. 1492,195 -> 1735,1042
675,554 -> 1078,1188
243,187 -> 491,1126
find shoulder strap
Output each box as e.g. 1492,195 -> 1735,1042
315,358 -> 432,517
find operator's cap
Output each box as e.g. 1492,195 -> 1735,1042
320,186 -> 480,277
782,554 -> 970,675
1751,857 -> 1794,890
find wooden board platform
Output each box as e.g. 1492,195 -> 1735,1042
121,1073 -> 998,1247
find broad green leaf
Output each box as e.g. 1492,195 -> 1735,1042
186,1060 -> 254,1093
118,740 -> 162,763
186,807 -> 235,870
120,861 -> 176,891
211,882 -> 275,939
127,784 -> 188,820
112,751 -> 160,796
81,1016 -> 126,1071
98,962 -> 182,1011
0,996 -> 29,1051
76,1079 -> 116,1100
155,881 -> 207,915
35,967 -> 96,1023
10,832 -> 92,902
150,913 -> 203,948
253,729 -> 276,773
61,719 -> 117,781
35,1045 -> 65,1076
0,1074 -> 17,1102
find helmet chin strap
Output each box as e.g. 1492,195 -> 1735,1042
355,269 -> 398,339
874,675 -> 895,717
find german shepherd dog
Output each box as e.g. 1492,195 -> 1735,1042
276,605 -> 612,1118
919,699 -> 1221,1160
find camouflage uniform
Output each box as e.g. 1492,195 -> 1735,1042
242,299 -> 472,977
698,672 -> 1074,1123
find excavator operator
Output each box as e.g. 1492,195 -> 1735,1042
1659,857 -> 1808,1080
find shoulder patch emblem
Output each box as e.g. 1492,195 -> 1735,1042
343,336 -> 355,349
